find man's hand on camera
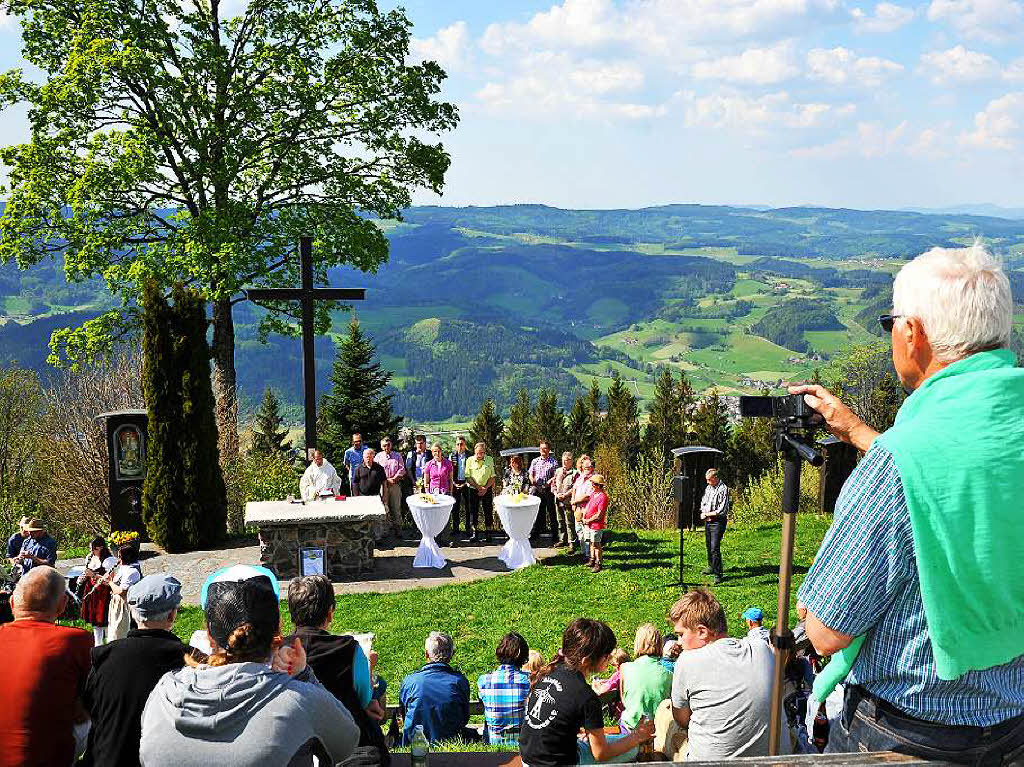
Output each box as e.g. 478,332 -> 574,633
787,384 -> 880,452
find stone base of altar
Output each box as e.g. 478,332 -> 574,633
245,497 -> 388,580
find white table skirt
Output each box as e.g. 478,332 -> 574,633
407,494 -> 455,568
495,495 -> 541,570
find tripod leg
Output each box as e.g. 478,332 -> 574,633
769,454 -> 801,756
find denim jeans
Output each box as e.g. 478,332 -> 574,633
828,686 -> 1024,766
704,517 -> 726,575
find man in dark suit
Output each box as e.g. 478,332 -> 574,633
448,435 -> 472,538
353,449 -> 386,499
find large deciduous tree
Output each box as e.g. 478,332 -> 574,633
0,0 -> 458,463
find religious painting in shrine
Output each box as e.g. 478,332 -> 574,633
113,424 -> 145,480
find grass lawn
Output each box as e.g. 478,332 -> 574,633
160,518 -> 831,700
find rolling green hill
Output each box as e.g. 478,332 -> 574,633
3,203 -> 1024,421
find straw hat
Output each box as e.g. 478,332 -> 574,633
590,474 -> 605,486
22,518 -> 46,532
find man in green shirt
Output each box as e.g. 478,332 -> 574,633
465,442 -> 496,543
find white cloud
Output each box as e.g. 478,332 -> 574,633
481,0 -> 844,58
908,124 -> 955,158
692,42 -> 800,85
806,47 -> 904,86
1005,57 -> 1024,82
680,90 -> 854,132
851,2 -> 916,33
475,52 -> 662,119
918,45 -> 1001,84
791,120 -> 908,158
959,92 -> 1024,150
927,0 -> 1024,43
410,21 -> 471,71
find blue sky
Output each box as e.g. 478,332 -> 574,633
3,0 -> 1024,210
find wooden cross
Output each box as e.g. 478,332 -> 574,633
246,236 -> 365,456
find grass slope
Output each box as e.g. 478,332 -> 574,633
163,518 -> 831,699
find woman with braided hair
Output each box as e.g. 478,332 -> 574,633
520,618 -> 655,766
139,567 -> 359,766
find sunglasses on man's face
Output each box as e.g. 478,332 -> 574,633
878,314 -> 904,333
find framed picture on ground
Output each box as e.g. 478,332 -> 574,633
299,547 -> 326,577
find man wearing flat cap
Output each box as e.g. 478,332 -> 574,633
82,573 -> 188,767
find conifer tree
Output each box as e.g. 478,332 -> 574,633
586,378 -> 604,444
469,398 -> 504,466
504,389 -> 535,448
692,390 -> 732,458
142,282 -> 226,552
566,395 -> 597,459
533,389 -> 567,451
646,369 -> 680,463
603,371 -> 641,464
674,370 -> 696,431
319,318 -> 402,458
251,387 -> 292,456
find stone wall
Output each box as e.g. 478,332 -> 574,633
258,519 -> 376,580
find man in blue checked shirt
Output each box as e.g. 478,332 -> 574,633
790,244 -> 1024,764
478,632 -> 532,746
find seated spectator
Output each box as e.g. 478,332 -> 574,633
0,566 -> 93,767
660,637 -> 681,672
82,574 -> 188,767
286,575 -> 389,764
107,543 -> 142,641
669,588 -> 774,760
520,618 -> 654,766
399,631 -> 470,745
478,632 -> 531,746
593,647 -> 629,720
524,648 -> 545,678
743,607 -> 771,645
619,624 -> 673,733
140,570 -> 359,766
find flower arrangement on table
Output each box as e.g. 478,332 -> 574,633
416,493 -> 438,504
109,530 -> 140,547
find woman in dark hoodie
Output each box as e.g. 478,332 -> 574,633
139,571 -> 359,767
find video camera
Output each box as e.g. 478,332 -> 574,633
738,394 -> 824,431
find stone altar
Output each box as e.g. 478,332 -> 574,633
245,497 -> 387,580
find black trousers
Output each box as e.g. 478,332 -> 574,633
530,488 -> 557,536
451,482 -> 472,533
705,517 -> 727,575
468,488 -> 494,533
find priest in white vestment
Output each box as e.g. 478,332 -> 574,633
299,450 -> 341,501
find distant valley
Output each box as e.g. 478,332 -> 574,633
3,203 -> 1024,423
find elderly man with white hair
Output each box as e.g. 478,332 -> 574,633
398,631 -> 471,746
791,243 -> 1024,762
700,468 -> 730,584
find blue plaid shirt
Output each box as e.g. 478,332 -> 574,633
799,445 -> 1024,726
477,664 -> 531,745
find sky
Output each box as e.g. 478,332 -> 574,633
3,0 -> 1024,210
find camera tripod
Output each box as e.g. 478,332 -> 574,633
768,426 -> 823,756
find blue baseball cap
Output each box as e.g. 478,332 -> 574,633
200,565 -> 279,609
742,607 -> 763,621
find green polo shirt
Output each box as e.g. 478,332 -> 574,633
465,455 -> 495,487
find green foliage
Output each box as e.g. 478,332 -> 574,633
532,389 -> 567,453
565,395 -> 597,460
819,341 -> 905,433
601,371 -> 641,463
729,413 -> 775,489
250,388 -> 291,456
468,398 -> 504,459
320,318 -> 403,459
141,283 -> 227,552
732,460 -> 821,526
237,450 -> 301,504
691,391 -> 732,459
0,367 -> 47,531
751,298 -> 843,353
605,453 -> 675,530
503,389 -> 535,448
645,369 -> 693,462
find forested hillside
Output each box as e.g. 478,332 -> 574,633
3,203 -> 1024,421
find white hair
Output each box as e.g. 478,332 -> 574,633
131,607 -> 176,626
892,241 -> 1013,363
425,631 -> 454,663
705,468 -> 718,479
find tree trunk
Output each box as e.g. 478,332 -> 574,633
212,298 -> 239,465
